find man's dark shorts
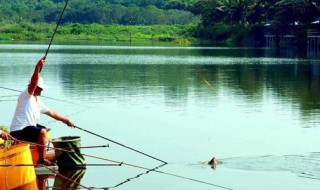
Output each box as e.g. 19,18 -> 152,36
10,124 -> 47,143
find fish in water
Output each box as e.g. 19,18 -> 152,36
208,157 -> 218,170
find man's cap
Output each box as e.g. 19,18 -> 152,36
37,77 -> 49,89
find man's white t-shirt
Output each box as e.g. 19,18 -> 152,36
10,89 -> 50,132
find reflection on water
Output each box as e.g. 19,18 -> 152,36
110,163 -> 167,189
2,44 -> 320,190
53,169 -> 86,190
52,61 -> 320,122
36,169 -> 86,190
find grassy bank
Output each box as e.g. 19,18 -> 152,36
0,22 -> 197,45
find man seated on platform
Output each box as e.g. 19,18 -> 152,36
10,58 -> 75,165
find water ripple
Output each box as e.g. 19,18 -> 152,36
221,153 -> 320,179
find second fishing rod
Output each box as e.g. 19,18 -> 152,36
73,125 -> 167,164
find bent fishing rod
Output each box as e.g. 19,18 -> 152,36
44,0 -> 70,60
74,125 -> 167,164
110,163 -> 167,189
39,0 -> 69,73
6,140 -> 231,189
82,154 -> 233,190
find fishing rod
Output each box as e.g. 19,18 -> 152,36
4,140 -> 231,189
16,140 -> 108,155
110,163 -> 167,189
71,145 -> 109,149
74,125 -> 167,164
46,145 -> 109,152
82,154 -> 233,190
39,0 -> 69,73
44,0 -> 69,60
0,163 -> 119,167
4,140 -> 117,168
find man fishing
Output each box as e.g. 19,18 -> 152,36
10,57 -> 75,165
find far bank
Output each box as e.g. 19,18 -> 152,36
0,22 -> 197,46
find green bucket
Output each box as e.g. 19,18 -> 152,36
51,136 -> 86,169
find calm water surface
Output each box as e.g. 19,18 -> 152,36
1,44 -> 320,190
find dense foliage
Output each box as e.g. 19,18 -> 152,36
0,22 -> 195,45
1,0 -> 320,46
0,0 -> 198,25
191,0 -> 320,46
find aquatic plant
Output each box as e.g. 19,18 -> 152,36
0,125 -> 12,148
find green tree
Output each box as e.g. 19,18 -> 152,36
191,0 -> 224,26
270,0 -> 320,48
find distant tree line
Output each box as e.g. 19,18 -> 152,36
0,0 -> 198,25
190,0 -> 320,47
1,0 -> 320,47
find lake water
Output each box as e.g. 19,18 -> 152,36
1,44 -> 320,190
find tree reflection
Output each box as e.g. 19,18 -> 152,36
56,57 -> 320,118
36,169 -> 86,190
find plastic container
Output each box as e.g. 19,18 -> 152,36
0,143 -> 36,189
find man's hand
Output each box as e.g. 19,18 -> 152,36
37,58 -> 46,69
64,119 -> 75,127
0,132 -> 16,141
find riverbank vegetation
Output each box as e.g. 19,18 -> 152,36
0,0 -> 198,44
0,22 -> 196,45
1,0 -> 320,47
191,0 -> 320,47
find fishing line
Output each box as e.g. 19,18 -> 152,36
0,86 -> 90,108
110,163 -> 167,189
0,95 -> 18,102
0,95 -> 18,98
43,106 -> 93,127
81,154 -> 233,190
5,140 -> 231,189
0,99 -> 16,102
74,125 -> 167,164
0,86 -> 20,93
77,164 -> 167,190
